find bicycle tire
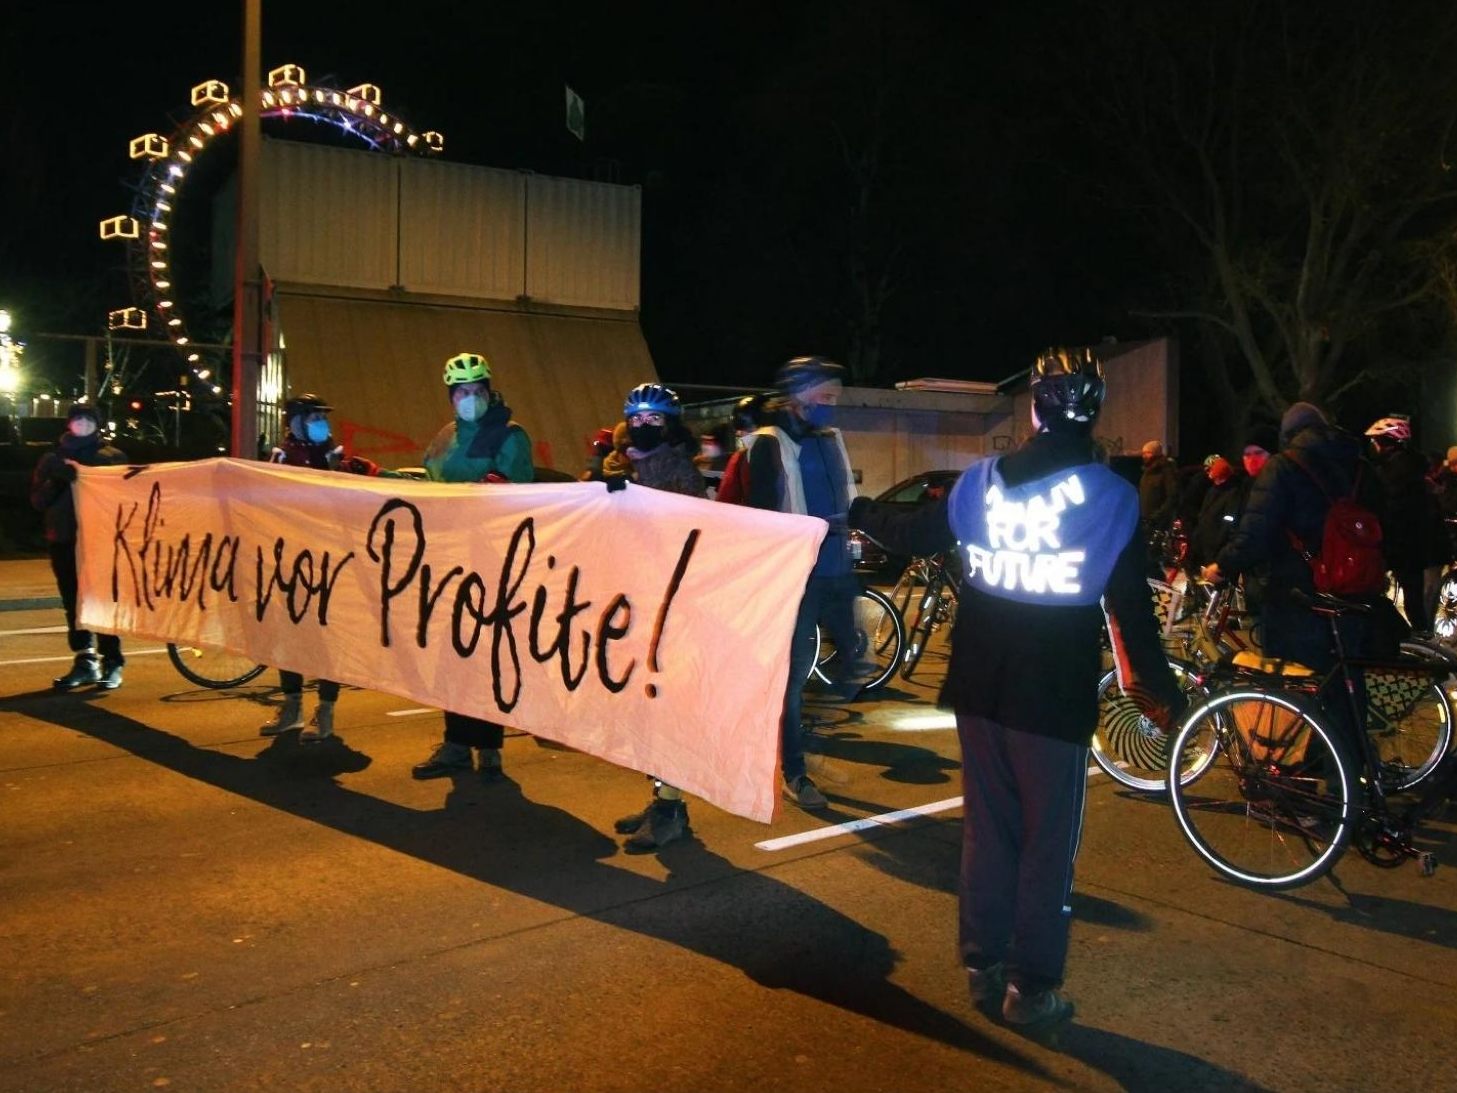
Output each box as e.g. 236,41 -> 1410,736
1091,660 -> 1214,792
1365,673 -> 1453,792
167,643 -> 268,689
1170,688 -> 1355,890
812,587 -> 905,692
900,568 -> 946,682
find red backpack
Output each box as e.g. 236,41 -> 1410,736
1285,453 -> 1386,597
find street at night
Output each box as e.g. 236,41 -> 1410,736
2,559 -> 1453,1093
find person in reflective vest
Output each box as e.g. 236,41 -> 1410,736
849,347 -> 1182,1036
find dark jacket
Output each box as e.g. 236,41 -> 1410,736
849,430 -> 1181,746
1138,455 -> 1181,530
1369,444 -> 1443,569
747,408 -> 854,578
271,435 -> 340,470
1214,423 -> 1385,668
626,442 -> 707,498
1187,475 -> 1245,569
30,430 -> 129,544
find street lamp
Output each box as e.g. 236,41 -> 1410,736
0,308 -> 23,398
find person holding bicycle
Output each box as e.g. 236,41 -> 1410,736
410,352 -> 535,782
747,356 -> 863,811
1202,402 -> 1394,734
849,347 -> 1182,1036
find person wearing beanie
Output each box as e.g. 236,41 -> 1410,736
29,403 -> 130,690
1205,401 -> 1385,731
1241,425 -> 1279,480
746,355 -> 862,811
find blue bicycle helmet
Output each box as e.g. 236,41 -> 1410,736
623,383 -> 682,418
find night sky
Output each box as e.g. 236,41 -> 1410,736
11,0 -> 1452,455
2,1 -> 1154,395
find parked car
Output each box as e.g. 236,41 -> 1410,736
850,469 -> 961,579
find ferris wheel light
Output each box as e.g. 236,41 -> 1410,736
188,134 -> 204,149
177,150 -> 193,163
361,103 -> 375,117
167,318 -> 182,327
268,63 -> 306,87
158,300 -> 174,309
129,133 -> 169,159
170,162 -> 186,175
199,122 -> 215,137
313,89 -> 326,104
211,111 -> 228,127
108,308 -> 147,331
159,183 -> 175,195
150,259 -> 167,269
99,215 -> 140,240
280,88 -> 295,105
228,102 -> 242,118
378,113 -> 391,126
261,90 -> 276,107
176,336 -> 189,345
155,200 -> 171,213
155,280 -> 170,290
347,83 -> 382,104
423,131 -> 444,152
150,239 -> 168,250
406,133 -> 418,147
190,79 -> 230,106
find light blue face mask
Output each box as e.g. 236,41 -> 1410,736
305,419 -> 331,443
455,394 -> 482,422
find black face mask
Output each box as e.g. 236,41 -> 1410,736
629,424 -> 665,451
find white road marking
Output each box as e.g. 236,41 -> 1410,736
386,707 -> 436,718
0,625 -> 69,637
756,796 -> 963,851
0,647 -> 169,667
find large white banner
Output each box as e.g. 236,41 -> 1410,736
74,459 -> 827,822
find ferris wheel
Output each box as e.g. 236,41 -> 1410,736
99,63 -> 443,390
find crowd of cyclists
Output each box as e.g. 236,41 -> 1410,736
29,342 -> 1457,1041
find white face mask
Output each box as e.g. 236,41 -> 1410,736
69,417 -> 98,438
455,394 -> 482,422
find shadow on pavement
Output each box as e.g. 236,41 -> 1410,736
4,689 -> 1055,1082
1056,1024 -> 1273,1092
1271,887 -> 1457,951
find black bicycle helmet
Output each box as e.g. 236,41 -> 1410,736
733,392 -> 768,431
775,355 -> 845,395
284,393 -> 333,417
1030,347 -> 1105,429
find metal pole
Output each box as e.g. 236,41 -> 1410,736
83,338 -> 97,401
230,0 -> 262,457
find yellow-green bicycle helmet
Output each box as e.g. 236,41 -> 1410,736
443,352 -> 491,386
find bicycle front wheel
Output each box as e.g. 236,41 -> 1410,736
1091,660 -> 1213,792
1170,689 -> 1355,890
167,643 -> 268,689
900,571 -> 945,682
813,587 -> 905,692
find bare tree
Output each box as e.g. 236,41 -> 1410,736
1080,0 -> 1457,425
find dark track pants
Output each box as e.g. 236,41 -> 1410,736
278,670 -> 339,702
955,712 -> 1088,994
49,542 -> 122,662
443,711 -> 504,750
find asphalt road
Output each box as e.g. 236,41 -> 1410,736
2,604 -> 1455,1093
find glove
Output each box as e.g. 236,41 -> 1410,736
51,464 -> 79,485
344,456 -> 380,476
604,473 -> 629,493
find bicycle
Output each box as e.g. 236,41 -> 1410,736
810,584 -> 905,693
1091,578 -> 1250,792
890,552 -> 958,682
1167,587 -> 1455,889
166,643 -> 268,689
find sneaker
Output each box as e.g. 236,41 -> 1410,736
298,702 -> 335,743
97,659 -> 124,691
1002,984 -> 1075,1032
966,962 -> 1007,1016
53,653 -> 101,691
623,800 -> 689,853
411,741 -> 474,780
260,694 -> 305,736
614,801 -> 654,835
477,747 -> 503,782
783,775 -> 829,810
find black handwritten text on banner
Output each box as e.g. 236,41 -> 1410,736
75,460 -> 827,821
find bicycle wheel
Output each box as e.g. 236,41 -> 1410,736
1434,569 -> 1457,643
1169,689 -> 1355,890
813,587 -> 905,692
900,569 -> 946,681
1365,670 -> 1453,792
167,643 -> 268,689
1091,660 -> 1213,792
